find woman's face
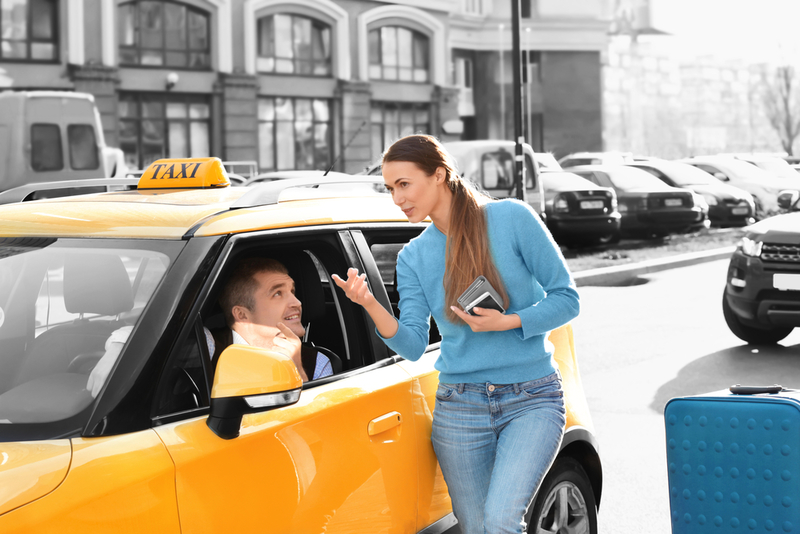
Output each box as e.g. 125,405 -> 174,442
383,160 -> 446,224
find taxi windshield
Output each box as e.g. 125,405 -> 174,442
0,238 -> 179,429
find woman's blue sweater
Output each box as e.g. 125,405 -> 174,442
379,198 -> 580,384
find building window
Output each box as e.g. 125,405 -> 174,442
462,0 -> 483,15
370,102 -> 430,158
118,0 -> 210,69
118,93 -> 211,170
257,97 -> 331,171
0,0 -> 58,61
256,14 -> 331,76
368,26 -> 429,83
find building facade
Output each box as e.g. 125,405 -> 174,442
0,0 -> 611,173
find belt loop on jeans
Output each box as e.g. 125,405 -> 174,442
513,382 -> 520,394
457,383 -> 465,394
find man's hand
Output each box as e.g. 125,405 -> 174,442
273,322 -> 308,382
449,306 -> 521,333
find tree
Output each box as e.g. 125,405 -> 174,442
761,65 -> 800,156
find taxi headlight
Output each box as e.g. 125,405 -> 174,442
740,236 -> 763,257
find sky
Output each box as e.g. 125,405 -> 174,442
650,0 -> 800,64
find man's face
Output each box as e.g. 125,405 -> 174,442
247,270 -> 305,338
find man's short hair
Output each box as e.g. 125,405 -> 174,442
220,257 -> 288,327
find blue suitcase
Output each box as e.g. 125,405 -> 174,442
665,385 -> 800,533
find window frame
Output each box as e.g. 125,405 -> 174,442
117,91 -> 212,171
0,0 -> 59,62
255,13 -> 332,77
370,101 -> 431,160
256,96 -> 333,172
368,25 -> 430,83
118,0 -> 212,71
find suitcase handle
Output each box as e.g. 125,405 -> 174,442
730,384 -> 783,395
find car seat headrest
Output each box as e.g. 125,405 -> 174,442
282,252 -> 325,327
64,253 -> 134,316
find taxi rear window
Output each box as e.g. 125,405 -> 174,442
0,238 -> 181,429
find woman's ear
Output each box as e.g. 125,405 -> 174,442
434,166 -> 447,184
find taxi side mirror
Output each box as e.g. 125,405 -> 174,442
777,189 -> 799,211
207,344 -> 302,440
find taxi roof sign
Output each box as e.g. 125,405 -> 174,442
137,157 -> 230,190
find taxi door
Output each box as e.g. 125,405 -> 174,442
153,326 -> 420,533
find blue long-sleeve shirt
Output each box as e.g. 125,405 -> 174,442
380,199 -> 580,384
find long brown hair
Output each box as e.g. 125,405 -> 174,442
383,135 -> 508,323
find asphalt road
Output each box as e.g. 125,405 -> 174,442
572,259 -> 800,534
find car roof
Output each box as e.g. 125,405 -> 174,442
0,170 -> 407,240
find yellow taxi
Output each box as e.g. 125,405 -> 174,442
0,158 -> 601,533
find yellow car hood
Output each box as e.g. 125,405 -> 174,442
0,440 -> 71,515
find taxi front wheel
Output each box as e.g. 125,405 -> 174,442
526,457 -> 597,534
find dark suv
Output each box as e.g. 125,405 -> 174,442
723,190 -> 800,344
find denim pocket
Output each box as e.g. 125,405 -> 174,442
435,383 -> 456,401
520,380 -> 563,399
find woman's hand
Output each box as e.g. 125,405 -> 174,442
332,268 -> 398,339
449,306 -> 521,333
332,268 -> 377,307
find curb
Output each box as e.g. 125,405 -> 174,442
572,246 -> 737,287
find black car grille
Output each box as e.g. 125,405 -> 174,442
761,243 -> 800,263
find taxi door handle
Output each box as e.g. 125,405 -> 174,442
368,411 -> 402,436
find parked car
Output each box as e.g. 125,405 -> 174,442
627,159 -> 755,227
0,157 -> 602,533
557,151 -> 636,169
444,140 -> 546,219
679,155 -> 799,218
566,164 -> 707,238
722,190 -> 800,344
539,170 -> 621,246
728,153 -> 800,182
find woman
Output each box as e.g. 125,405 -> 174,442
332,135 -> 580,533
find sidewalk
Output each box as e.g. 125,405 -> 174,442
572,246 -> 736,287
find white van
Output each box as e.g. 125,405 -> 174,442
0,91 -> 126,192
443,140 -> 546,219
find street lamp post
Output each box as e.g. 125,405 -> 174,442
498,23 -> 505,140
511,0 -> 525,200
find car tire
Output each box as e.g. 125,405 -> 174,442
595,231 -> 620,246
526,457 -> 598,534
722,292 -> 793,345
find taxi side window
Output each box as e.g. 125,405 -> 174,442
153,320 -> 210,418
196,234 -> 368,381
363,229 -> 442,348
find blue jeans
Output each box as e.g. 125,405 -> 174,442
431,372 -> 566,534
